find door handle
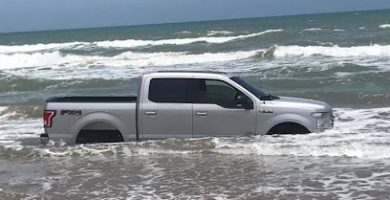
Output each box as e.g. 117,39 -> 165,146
195,111 -> 208,116
145,111 -> 157,115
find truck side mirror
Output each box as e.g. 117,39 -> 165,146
236,94 -> 254,110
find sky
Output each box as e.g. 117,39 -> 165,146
1,0 -> 390,33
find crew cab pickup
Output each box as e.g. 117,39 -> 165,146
41,71 -> 334,144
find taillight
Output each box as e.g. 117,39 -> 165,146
44,110 -> 56,127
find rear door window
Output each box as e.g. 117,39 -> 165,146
149,78 -> 192,103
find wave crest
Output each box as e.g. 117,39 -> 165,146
302,28 -> 324,32
379,24 -> 390,29
2,44 -> 390,70
0,42 -> 87,54
0,50 -> 259,69
273,45 -> 390,58
0,29 -> 283,54
206,30 -> 234,36
95,29 -> 283,48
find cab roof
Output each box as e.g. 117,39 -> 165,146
142,70 -> 231,79
155,70 -> 226,74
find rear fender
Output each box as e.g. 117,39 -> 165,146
72,112 -> 127,141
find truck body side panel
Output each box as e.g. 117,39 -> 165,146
45,102 -> 137,144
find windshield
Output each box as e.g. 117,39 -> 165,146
230,77 -> 268,99
230,77 -> 279,100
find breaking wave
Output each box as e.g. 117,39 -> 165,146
302,28 -> 324,32
95,29 -> 283,48
379,24 -> 390,29
206,30 -> 234,36
0,42 -> 87,54
0,29 -> 283,54
0,50 -> 259,69
272,44 -> 390,58
2,44 -> 390,70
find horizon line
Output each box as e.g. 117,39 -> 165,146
1,7 -> 389,35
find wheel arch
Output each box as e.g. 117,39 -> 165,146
262,113 -> 314,134
266,122 -> 310,135
72,112 -> 127,143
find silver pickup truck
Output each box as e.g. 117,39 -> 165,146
41,71 -> 334,144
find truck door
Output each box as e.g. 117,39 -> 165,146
139,78 -> 193,139
192,79 -> 257,137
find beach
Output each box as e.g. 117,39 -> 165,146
0,9 -> 390,199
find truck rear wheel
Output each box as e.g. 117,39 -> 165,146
76,130 -> 124,144
267,123 -> 310,135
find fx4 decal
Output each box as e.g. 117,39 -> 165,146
60,110 -> 82,116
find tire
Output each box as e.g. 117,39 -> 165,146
267,123 -> 310,135
76,130 -> 124,144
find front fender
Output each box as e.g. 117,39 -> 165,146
260,113 -> 315,134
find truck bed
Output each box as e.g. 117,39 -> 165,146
44,96 -> 138,144
46,96 -> 137,103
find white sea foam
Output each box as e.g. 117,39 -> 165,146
3,44 -> 390,80
178,31 -> 191,34
0,51 -> 86,69
1,107 -> 389,159
0,29 -> 282,55
3,44 -> 390,71
95,29 -> 283,48
206,30 -> 234,36
42,182 -> 53,191
335,72 -> 352,77
113,50 -> 258,66
0,106 -> 42,149
0,106 -> 8,114
333,29 -> 345,32
302,28 -> 324,32
212,107 -> 390,159
0,117 -> 42,150
0,42 -> 87,54
0,50 -> 259,70
378,24 -> 390,29
273,45 -> 390,58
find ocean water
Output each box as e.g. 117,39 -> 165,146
0,9 -> 390,199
